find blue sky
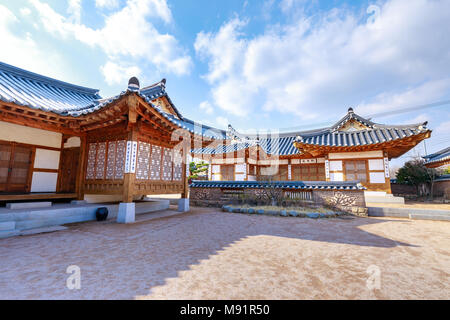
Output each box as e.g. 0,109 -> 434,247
1,0 -> 449,168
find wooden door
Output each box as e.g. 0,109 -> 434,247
0,142 -> 33,193
221,165 -> 235,181
59,147 -> 80,193
0,143 -> 12,192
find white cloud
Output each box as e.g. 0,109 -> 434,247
20,7 -> 31,16
29,0 -> 191,83
435,120 -> 450,135
195,0 -> 450,120
357,78 -> 450,116
95,0 -> 120,9
100,61 -> 141,85
0,5 -> 65,79
67,0 -> 82,24
215,116 -> 229,129
199,101 -> 214,115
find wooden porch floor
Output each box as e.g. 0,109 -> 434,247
0,193 -> 77,201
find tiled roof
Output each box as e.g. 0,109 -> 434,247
191,108 -> 429,156
295,126 -> 427,147
0,62 -> 430,148
423,147 -> 450,165
0,61 -> 101,115
190,180 -> 366,190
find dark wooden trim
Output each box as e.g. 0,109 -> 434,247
0,139 -> 61,151
33,168 -> 58,173
0,193 -> 77,201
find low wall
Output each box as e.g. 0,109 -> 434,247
391,179 -> 450,198
190,186 -> 366,215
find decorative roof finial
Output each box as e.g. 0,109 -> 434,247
348,107 -> 354,113
128,77 -> 140,91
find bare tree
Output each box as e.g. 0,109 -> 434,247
257,175 -> 283,206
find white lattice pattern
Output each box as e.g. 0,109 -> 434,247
86,143 -> 97,179
114,140 -> 126,179
162,147 -> 173,181
95,142 -> 106,179
136,142 -> 151,180
173,149 -> 183,181
150,145 -> 162,180
106,141 -> 116,179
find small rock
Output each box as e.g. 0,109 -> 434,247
289,211 -> 299,217
307,213 -> 319,219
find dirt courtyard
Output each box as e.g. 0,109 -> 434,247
0,207 -> 449,299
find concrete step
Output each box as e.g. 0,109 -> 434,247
365,195 -> 405,204
0,221 -> 15,231
368,206 -> 450,221
6,201 -> 52,210
20,225 -> 68,236
0,230 -> 20,239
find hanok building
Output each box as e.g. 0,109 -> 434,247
423,147 -> 450,169
191,107 -> 432,201
423,146 -> 450,198
0,61 -> 433,217
0,62 -> 227,222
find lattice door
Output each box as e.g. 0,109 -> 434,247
0,143 -> 12,191
0,143 -> 33,192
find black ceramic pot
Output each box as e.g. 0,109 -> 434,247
96,207 -> 109,221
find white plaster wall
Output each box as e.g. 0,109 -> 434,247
369,172 -> 385,183
329,160 -> 343,171
30,172 -> 58,192
34,149 -> 60,169
64,136 -> 81,148
0,121 -> 62,148
330,172 -> 344,181
368,159 -> 384,170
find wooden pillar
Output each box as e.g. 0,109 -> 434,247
181,147 -> 188,198
76,135 -> 87,200
122,97 -> 138,203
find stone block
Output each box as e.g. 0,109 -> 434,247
70,200 -> 87,205
178,198 -> 190,212
289,211 -> 298,217
0,221 -> 15,231
117,202 -> 135,224
6,202 -> 52,210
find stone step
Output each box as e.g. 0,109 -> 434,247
365,195 -> 405,204
19,225 -> 68,236
6,201 -> 52,210
368,206 -> 450,221
0,221 -> 15,231
0,230 -> 20,239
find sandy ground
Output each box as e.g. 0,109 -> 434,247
0,207 -> 449,300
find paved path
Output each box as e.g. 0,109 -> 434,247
0,207 -> 449,299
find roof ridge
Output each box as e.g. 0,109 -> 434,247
0,61 -> 99,95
